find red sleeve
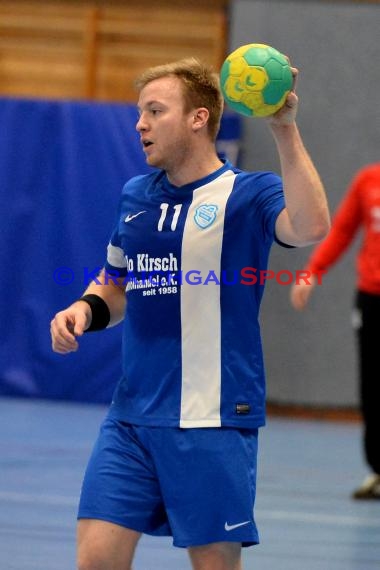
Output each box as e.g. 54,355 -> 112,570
305,173 -> 363,274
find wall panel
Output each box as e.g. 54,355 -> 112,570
0,0 -> 228,101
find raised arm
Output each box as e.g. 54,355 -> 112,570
269,71 -> 330,247
50,268 -> 126,354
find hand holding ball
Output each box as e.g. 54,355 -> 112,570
220,44 -> 293,117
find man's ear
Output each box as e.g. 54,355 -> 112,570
192,108 -> 209,132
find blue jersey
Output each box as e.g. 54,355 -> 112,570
105,161 -> 286,428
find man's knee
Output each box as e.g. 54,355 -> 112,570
188,541 -> 242,570
77,552 -> 112,570
77,519 -> 140,570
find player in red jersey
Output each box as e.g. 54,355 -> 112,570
291,163 -> 380,500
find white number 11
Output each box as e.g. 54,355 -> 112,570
157,203 -> 182,231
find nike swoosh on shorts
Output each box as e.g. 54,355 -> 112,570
224,520 -> 251,531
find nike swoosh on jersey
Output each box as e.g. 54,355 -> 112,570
124,211 -> 146,223
224,520 -> 251,532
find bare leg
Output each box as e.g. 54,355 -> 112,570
77,519 -> 141,570
188,542 -> 242,570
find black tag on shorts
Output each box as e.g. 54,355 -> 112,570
235,403 -> 250,415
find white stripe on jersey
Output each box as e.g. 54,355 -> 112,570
107,243 -> 128,268
179,170 -> 237,427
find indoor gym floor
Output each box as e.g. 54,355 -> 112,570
0,396 -> 379,570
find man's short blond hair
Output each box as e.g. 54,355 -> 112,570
135,58 -> 224,141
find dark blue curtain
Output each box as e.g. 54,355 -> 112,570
0,97 -> 240,404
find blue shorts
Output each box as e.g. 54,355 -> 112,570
78,417 -> 259,548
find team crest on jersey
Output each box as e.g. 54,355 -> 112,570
194,204 -> 218,229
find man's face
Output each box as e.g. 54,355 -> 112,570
136,76 -> 195,172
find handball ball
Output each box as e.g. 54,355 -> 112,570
220,43 -> 293,117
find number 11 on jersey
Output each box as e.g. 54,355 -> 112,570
157,203 -> 182,231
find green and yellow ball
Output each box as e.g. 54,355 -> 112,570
220,43 -> 293,117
